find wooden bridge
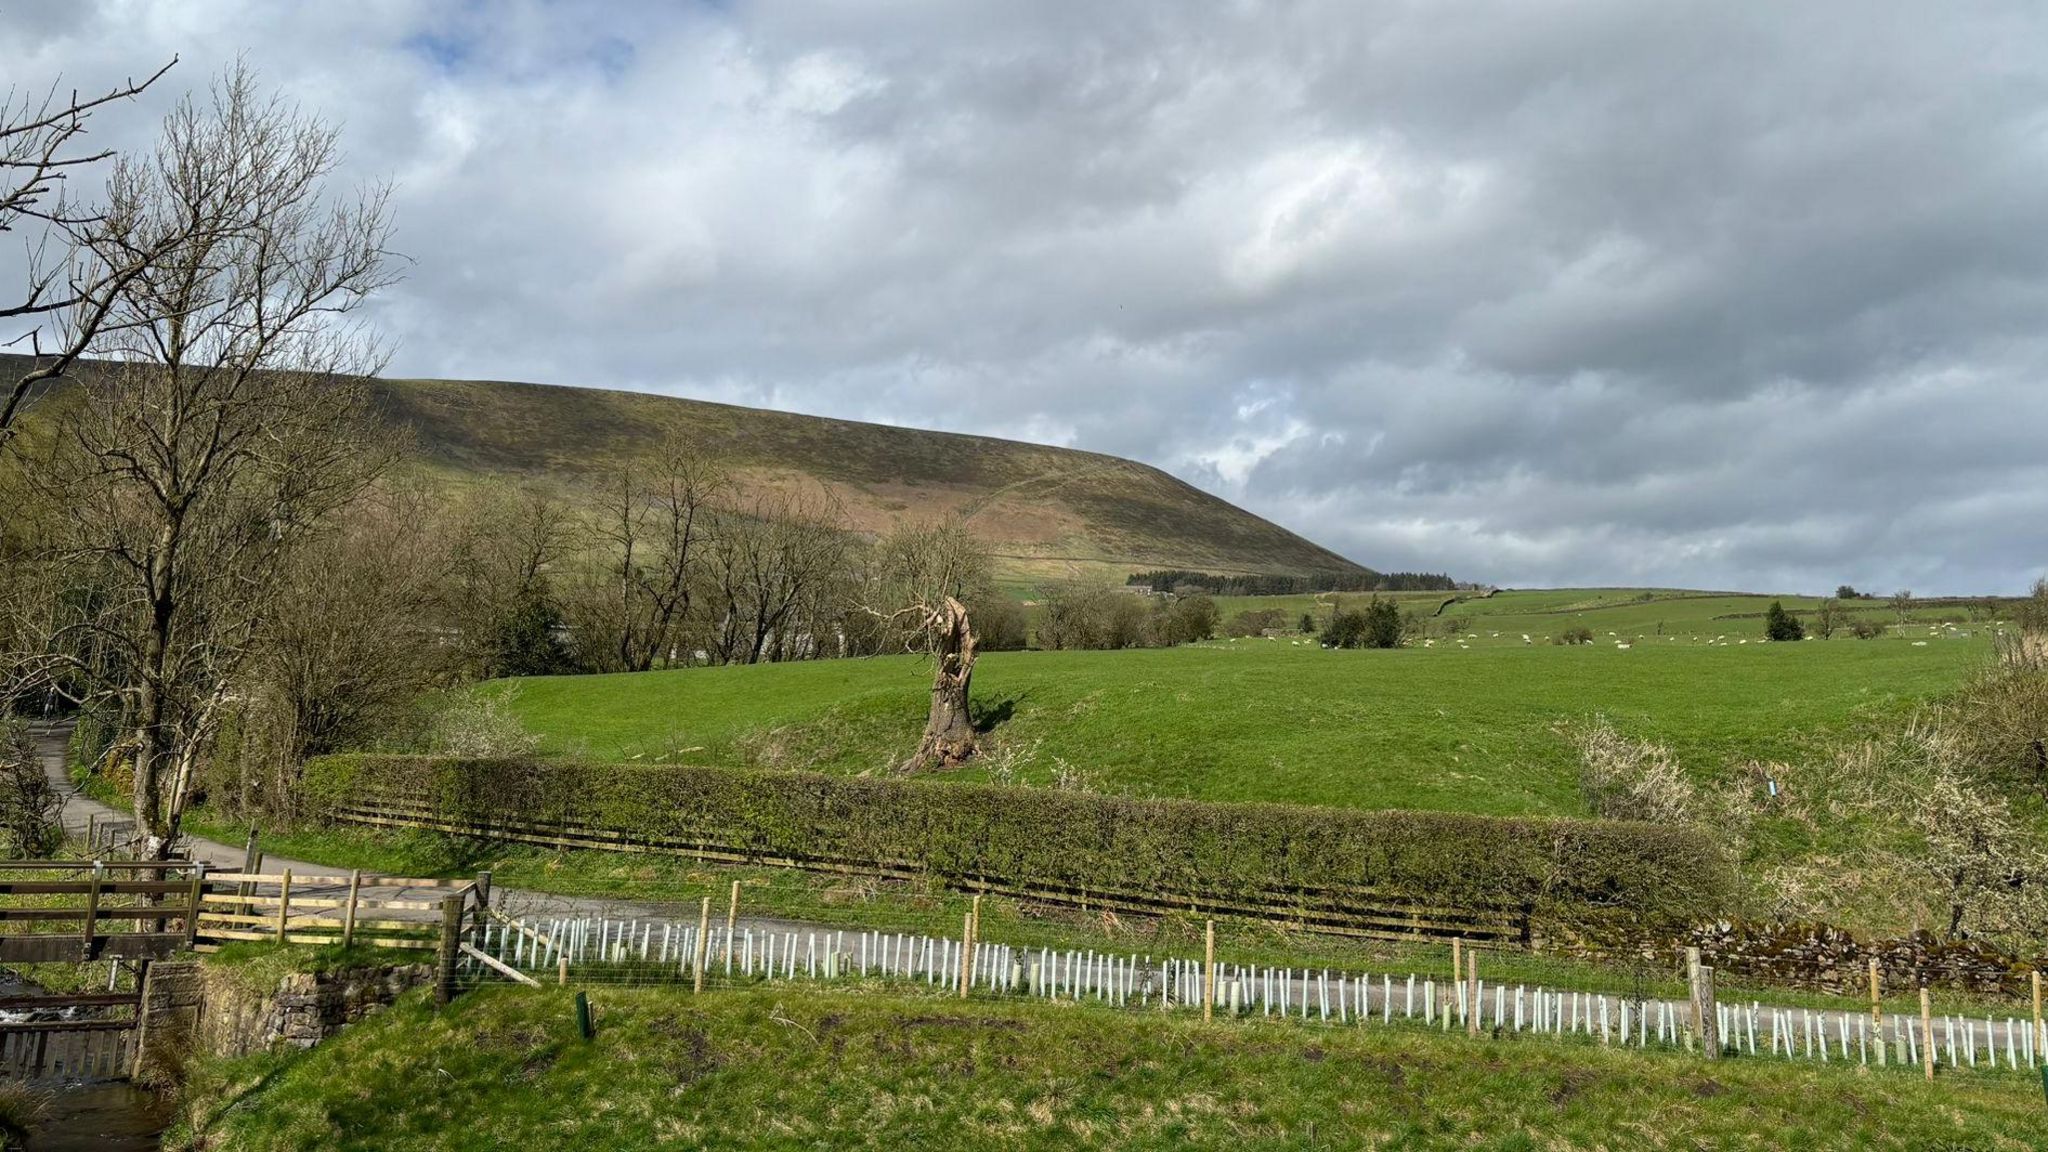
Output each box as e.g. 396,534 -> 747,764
0,859 -> 489,1082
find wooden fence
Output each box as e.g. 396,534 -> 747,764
330,797 -> 1535,946
192,869 -> 477,954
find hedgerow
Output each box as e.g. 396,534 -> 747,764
304,754 -> 1733,927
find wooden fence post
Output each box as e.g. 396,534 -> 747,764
2034,971 -> 2043,1064
1203,920 -> 1216,1022
1682,947 -> 1701,1052
238,830 -> 262,920
81,861 -> 103,959
693,897 -> 711,994
183,862 -> 207,948
1695,966 -> 1719,1058
436,895 -> 461,1006
274,869 -> 292,944
1868,958 -> 1882,1031
341,870 -> 362,949
1920,987 -> 1935,1081
1467,947 -> 1480,1037
958,913 -> 974,999
723,881 -> 740,965
471,871 -> 493,947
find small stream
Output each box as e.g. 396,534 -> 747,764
24,1082 -> 171,1151
0,971 -> 169,1151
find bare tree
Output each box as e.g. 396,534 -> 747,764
1,58 -> 177,454
706,488 -> 846,665
229,481 -> 447,819
35,66 -> 397,856
1811,597 -> 1841,640
867,520 -> 991,771
440,481 -> 579,678
577,436 -> 724,672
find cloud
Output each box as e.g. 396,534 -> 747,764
5,1 -> 2046,593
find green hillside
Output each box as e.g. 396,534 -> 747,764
1,356 -> 1377,584
369,373 -> 1370,583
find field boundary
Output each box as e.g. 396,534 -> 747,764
329,798 -> 1536,945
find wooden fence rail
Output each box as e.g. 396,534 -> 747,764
331,801 -> 1534,946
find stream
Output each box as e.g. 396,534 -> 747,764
24,1082 -> 171,1151
1,971 -> 170,1150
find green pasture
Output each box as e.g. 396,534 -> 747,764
175,983 -> 2045,1151
1199,586 -> 2012,647
491,630 -> 1986,817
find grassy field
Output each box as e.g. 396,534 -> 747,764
491,632 -> 1985,817
1206,586 -> 2011,647
174,983 -> 2046,1151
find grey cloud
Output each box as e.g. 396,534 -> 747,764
4,0 -> 2045,593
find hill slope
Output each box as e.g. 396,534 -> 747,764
369,374 -> 1369,581
7,357 -> 1376,581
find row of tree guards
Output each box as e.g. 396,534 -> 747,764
476,883 -> 2048,1081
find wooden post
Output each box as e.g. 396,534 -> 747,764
693,897 -> 711,994
723,880 -> 740,964
437,895 -> 462,1006
183,862 -> 207,948
558,956 -> 569,987
471,871 -> 493,948
81,861 -> 103,958
274,869 -> 292,943
341,869 -> 362,949
1695,966 -> 1719,1058
85,813 -> 96,853
1466,948 -> 1480,1037
1203,920 -> 1216,1022
971,894 -> 982,940
1920,987 -> 1936,1081
2034,971 -> 2044,1064
238,829 -> 262,919
1868,958 -> 1882,1031
1684,946 -> 1702,1052
958,913 -> 974,998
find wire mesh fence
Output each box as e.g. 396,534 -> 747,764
455,911 -> 2046,1077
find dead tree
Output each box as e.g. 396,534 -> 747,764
867,521 -> 992,771
909,594 -> 978,770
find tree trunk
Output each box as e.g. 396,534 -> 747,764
904,597 -> 977,772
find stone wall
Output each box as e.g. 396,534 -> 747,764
132,958 -> 435,1086
1550,913 -> 2043,998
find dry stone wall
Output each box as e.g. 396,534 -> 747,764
132,958 -> 434,1086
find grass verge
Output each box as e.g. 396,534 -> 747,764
173,982 -> 2046,1151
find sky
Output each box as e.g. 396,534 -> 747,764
6,1 -> 2047,595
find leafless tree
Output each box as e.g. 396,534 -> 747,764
706,488 -> 847,665
34,66 -> 398,856
1,58 -> 177,454
439,481 -> 579,677
228,481 -> 446,819
575,436 -> 725,672
1813,597 -> 1841,640
866,520 -> 991,771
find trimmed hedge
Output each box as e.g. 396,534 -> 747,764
304,754 -> 1734,927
